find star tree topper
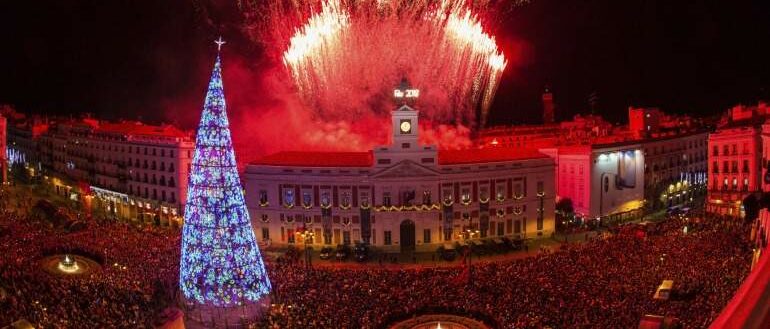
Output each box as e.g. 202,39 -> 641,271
215,36 -> 226,52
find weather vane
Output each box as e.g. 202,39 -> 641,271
215,36 -> 226,52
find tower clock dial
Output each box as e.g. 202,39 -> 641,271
400,120 -> 412,134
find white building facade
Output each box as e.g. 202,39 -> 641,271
245,99 -> 556,252
543,142 -> 645,223
7,119 -> 194,224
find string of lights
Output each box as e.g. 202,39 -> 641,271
179,48 -> 271,307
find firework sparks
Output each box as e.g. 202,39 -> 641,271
269,0 -> 508,128
225,0 -> 526,158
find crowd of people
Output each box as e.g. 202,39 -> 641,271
257,217 -> 752,328
0,183 -> 755,328
0,202 -> 180,327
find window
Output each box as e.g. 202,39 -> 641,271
343,231 -> 351,245
513,182 -> 524,197
384,231 -> 392,245
733,177 -> 738,191
341,192 -> 351,208
284,189 -> 295,207
496,184 -> 506,201
168,177 -> 175,187
743,160 -> 749,173
461,188 -> 471,203
324,232 -> 332,245
161,149 -> 165,157
537,181 -> 544,194
723,161 -> 728,173
162,191 -> 166,202
423,229 -> 431,244
744,177 -> 750,191
171,192 -> 176,203
731,161 -> 738,173
169,163 -> 175,172
712,161 -> 719,173
302,191 -> 312,206
383,192 -> 392,207
288,230 -> 295,244
537,213 -> 544,231
422,190 -> 432,205
262,228 -> 269,241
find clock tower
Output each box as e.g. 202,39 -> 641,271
392,78 -> 419,149
373,78 -> 437,168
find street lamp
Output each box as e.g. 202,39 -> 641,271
456,217 -> 480,285
295,229 -> 315,269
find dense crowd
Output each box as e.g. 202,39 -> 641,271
258,217 -> 752,328
0,210 -> 180,328
0,184 -> 754,328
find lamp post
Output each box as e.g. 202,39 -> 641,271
457,217 -> 480,285
296,229 -> 315,269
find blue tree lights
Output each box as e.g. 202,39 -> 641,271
179,48 -> 271,307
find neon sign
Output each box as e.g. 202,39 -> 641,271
394,88 -> 420,98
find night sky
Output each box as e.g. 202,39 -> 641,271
1,0 -> 769,127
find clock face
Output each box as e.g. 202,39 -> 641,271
400,120 -> 412,133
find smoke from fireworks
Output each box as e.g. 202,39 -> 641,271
222,0 -> 527,160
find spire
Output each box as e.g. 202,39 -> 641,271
179,46 -> 271,307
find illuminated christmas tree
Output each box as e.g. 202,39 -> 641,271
179,38 -> 271,307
